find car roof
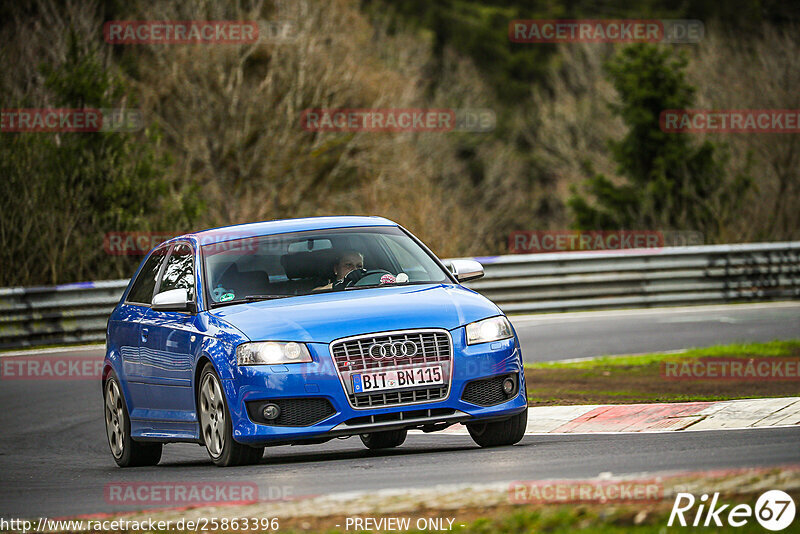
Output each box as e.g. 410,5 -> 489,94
178,216 -> 398,246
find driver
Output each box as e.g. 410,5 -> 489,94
315,250 -> 364,290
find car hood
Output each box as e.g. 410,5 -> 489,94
208,284 -> 501,343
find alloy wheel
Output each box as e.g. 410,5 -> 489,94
199,373 -> 226,458
104,380 -> 125,458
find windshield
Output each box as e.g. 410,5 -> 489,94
202,226 -> 451,305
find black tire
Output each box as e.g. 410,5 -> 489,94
467,407 -> 528,448
198,363 -> 264,467
360,429 -> 407,449
104,372 -> 162,467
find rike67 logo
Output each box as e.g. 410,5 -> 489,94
669,490 -> 795,531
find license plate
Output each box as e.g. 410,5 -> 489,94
352,365 -> 444,393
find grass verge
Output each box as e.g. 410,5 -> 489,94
524,340 -> 800,405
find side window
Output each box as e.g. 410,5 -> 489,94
157,243 -> 195,300
127,247 -> 169,305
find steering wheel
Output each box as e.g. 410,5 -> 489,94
332,269 -> 393,290
353,269 -> 394,287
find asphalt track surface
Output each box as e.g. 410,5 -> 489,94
0,303 -> 798,518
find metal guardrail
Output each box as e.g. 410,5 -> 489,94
1,242 -> 798,349
0,280 -> 127,349
462,242 -> 800,313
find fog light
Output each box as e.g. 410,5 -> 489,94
262,404 -> 280,420
502,377 -> 515,395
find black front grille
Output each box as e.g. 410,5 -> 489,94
331,331 -> 450,373
246,398 -> 335,426
461,374 -> 517,407
330,330 -> 453,408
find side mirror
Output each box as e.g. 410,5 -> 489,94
152,288 -> 195,312
447,259 -> 484,282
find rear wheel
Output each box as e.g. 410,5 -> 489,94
467,407 -> 527,448
198,363 -> 263,467
360,429 -> 407,449
104,373 -> 162,467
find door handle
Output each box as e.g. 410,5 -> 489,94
141,327 -> 149,342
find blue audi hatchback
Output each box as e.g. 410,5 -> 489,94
103,217 -> 527,467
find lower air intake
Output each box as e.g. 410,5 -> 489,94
246,398 -> 335,426
461,373 -> 518,407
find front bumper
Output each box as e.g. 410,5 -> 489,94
224,328 -> 527,444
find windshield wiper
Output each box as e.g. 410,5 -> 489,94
212,294 -> 292,307
343,281 -> 432,291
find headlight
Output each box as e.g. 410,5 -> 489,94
236,342 -> 312,365
466,316 -> 513,345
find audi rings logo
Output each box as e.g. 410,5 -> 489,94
368,341 -> 419,360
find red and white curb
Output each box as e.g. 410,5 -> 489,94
433,397 -> 800,435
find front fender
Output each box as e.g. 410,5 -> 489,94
195,312 -> 249,380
